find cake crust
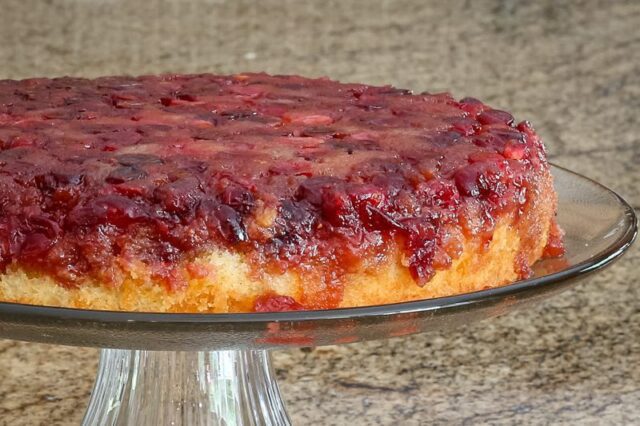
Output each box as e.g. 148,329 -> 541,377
0,73 -> 561,312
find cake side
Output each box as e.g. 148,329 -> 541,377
0,167 -> 557,312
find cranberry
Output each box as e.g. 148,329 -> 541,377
177,94 -> 198,102
399,217 -> 440,284
502,141 -> 526,160
364,205 -> 405,231
68,195 -> 147,227
485,127 -> 524,142
276,201 -> 317,235
459,97 -> 485,116
268,161 -> 313,177
450,118 -> 478,136
431,245 -> 453,270
9,215 -> 61,261
51,186 -> 81,208
42,109 -> 77,120
35,172 -> 85,193
543,220 -> 565,258
454,161 -> 508,203
514,252 -> 533,279
417,179 -> 460,210
516,120 -> 534,132
153,177 -> 203,214
282,112 -> 333,126
296,177 -> 336,206
20,233 -> 54,258
213,204 -> 248,243
116,153 -> 163,166
0,218 -> 21,260
229,85 -> 264,99
478,109 -> 514,126
346,184 -> 386,227
320,188 -> 358,228
300,126 -> 334,138
221,185 -> 254,215
106,166 -> 147,184
113,181 -> 149,198
468,152 -> 505,163
407,249 -> 437,283
254,294 -> 304,312
160,95 -> 201,107
28,216 -> 61,239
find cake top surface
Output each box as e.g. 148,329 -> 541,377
0,73 -> 549,306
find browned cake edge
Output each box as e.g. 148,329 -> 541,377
0,169 -> 557,312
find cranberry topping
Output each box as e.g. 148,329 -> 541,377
543,219 -> 566,258
514,252 -> 534,280
254,294 -> 304,312
0,73 -> 558,298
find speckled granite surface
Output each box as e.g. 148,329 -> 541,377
0,0 -> 638,424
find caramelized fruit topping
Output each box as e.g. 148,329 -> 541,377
0,73 -> 559,308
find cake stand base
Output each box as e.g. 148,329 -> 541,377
82,349 -> 291,426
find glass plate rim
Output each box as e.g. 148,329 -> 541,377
0,164 -> 635,324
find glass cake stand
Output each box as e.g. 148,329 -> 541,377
0,165 -> 635,425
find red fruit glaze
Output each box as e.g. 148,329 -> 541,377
254,295 -> 305,312
543,219 -> 566,258
0,73 -> 559,298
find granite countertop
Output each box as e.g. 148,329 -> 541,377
0,0 -> 638,424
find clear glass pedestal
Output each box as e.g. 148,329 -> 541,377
82,349 -> 290,426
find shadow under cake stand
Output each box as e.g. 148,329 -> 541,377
0,165 -> 636,425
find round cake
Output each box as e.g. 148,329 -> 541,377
0,73 -> 563,312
